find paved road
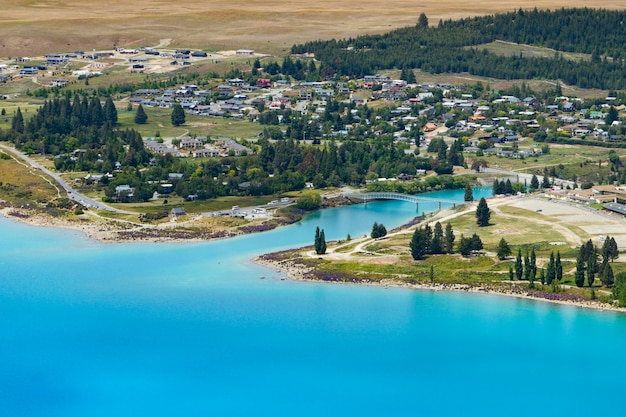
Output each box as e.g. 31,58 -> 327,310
0,143 -> 133,213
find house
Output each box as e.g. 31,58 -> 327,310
423,122 -> 437,132
256,78 -> 271,88
563,102 -> 576,112
299,90 -> 313,100
180,138 -> 203,149
114,185 -> 134,202
218,138 -> 253,156
193,148 -> 220,158
159,184 -> 174,194
170,207 -> 186,218
19,68 -> 38,75
48,79 -> 70,87
228,78 -> 245,87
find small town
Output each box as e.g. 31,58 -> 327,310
2,43 -> 626,217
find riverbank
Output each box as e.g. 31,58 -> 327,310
254,254 -> 626,313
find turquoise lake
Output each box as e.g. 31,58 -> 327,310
1,187 -> 625,416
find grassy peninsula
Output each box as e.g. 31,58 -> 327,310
257,194 -> 626,311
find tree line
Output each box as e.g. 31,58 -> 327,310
574,237 -> 618,288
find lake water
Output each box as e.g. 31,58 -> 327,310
2,187 -> 626,416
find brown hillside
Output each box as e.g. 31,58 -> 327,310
0,1 -> 624,56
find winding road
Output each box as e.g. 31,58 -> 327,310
0,143 -> 133,213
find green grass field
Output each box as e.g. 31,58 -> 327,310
116,107 -> 262,140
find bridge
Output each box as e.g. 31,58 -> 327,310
341,192 -> 463,210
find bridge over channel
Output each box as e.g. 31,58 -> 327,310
341,192 -> 463,210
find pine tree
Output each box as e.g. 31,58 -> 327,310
319,230 -> 326,254
530,174 -> 539,190
419,224 -> 431,254
492,179 -> 501,195
417,12 -> 429,27
171,103 -> 186,126
515,248 -> 523,280
509,265 -> 514,280
410,227 -> 427,260
546,252 -> 556,285
470,233 -> 483,251
431,222 -> 444,254
600,258 -> 614,287
524,252 -> 531,280
603,236 -> 619,262
475,197 -> 490,227
406,68 -> 416,84
457,234 -> 472,256
11,107 -> 24,133
103,97 -> 118,125
314,226 -> 321,254
134,104 -> 148,124
539,268 -> 545,285
555,251 -> 563,281
587,249 -> 597,287
530,248 -> 537,277
584,239 -> 594,262
88,96 -> 104,127
371,222 -> 379,238
464,183 -> 474,202
613,272 -> 626,307
504,179 -> 513,194
371,222 -> 387,239
610,237 -> 619,261
444,223 -> 455,254
575,246 -> 586,287
496,238 -> 511,260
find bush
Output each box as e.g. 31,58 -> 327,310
296,192 -> 322,211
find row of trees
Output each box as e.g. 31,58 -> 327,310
574,238 -> 618,288
511,247 -> 562,286
410,222 -> 456,260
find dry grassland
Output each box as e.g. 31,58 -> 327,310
1,1 -> 623,57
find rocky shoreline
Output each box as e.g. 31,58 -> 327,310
254,254 -> 626,314
0,205 -> 300,243
0,194 -> 356,243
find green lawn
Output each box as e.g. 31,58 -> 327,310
117,107 -> 262,140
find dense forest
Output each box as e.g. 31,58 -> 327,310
291,8 -> 626,89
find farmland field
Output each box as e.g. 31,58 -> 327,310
1,1 -> 624,57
